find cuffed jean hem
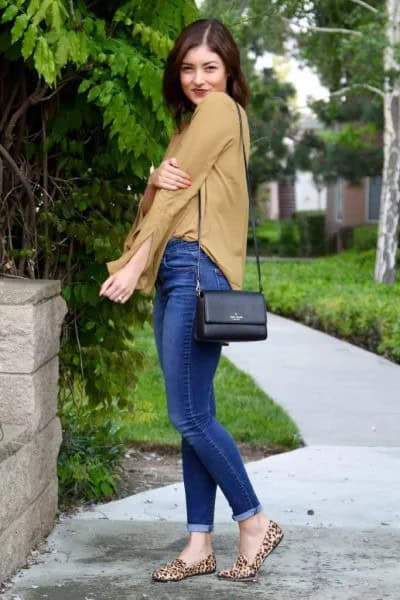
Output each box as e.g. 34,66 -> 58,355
232,503 -> 263,523
187,523 -> 214,532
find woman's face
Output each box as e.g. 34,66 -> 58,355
180,44 -> 229,106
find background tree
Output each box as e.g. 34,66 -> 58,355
0,0 -> 198,499
292,0 -> 398,283
202,0 -> 399,282
201,0 -> 298,194
293,93 -> 383,186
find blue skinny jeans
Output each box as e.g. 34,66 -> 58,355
153,238 -> 263,532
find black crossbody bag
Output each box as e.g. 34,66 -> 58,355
194,100 -> 268,344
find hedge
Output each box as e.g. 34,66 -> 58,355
292,210 -> 326,256
244,249 -> 400,363
248,212 -> 327,257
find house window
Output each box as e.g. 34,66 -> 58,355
335,177 -> 343,221
367,176 -> 382,222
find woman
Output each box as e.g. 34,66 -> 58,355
99,18 -> 283,583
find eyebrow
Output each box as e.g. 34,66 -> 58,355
181,61 -> 219,66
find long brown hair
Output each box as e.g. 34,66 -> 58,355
163,19 -> 249,130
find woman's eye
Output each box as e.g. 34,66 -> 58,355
181,66 -> 217,72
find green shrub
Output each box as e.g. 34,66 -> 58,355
248,219 -> 300,256
279,220 -> 300,256
351,224 -> 400,251
58,403 -> 125,511
256,220 -> 282,244
248,213 -> 327,258
244,249 -> 400,363
248,220 -> 281,254
352,225 -> 378,251
293,210 -> 326,256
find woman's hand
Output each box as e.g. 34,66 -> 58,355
99,235 -> 152,304
149,157 -> 192,191
98,260 -> 141,304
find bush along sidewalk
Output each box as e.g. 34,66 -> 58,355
244,248 -> 400,364
247,211 -> 326,258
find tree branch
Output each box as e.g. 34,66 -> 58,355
3,82 -> 48,150
0,81 -> 19,132
330,83 -> 384,98
0,143 -> 35,203
37,75 -> 80,102
349,0 -> 378,13
229,14 -> 364,38
288,20 -> 363,36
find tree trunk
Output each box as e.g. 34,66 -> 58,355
375,0 -> 400,283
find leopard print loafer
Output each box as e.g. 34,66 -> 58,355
217,519 -> 284,582
152,552 -> 217,582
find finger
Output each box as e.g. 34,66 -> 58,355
160,168 -> 192,185
109,288 -> 125,303
103,279 -> 122,301
163,171 -> 192,187
99,277 -> 115,296
165,164 -> 191,181
156,178 -> 176,190
167,158 -> 189,179
112,286 -> 135,304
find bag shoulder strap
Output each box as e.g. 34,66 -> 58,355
196,98 -> 264,295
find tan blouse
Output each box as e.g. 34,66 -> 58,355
105,91 -> 250,295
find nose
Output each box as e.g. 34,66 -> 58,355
193,68 -> 205,87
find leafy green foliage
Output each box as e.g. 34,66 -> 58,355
296,0 -> 386,92
201,0 -> 288,58
293,94 -> 383,184
292,210 -> 326,256
352,224 -> 379,251
245,249 -> 400,362
248,68 -> 297,189
216,2 -> 386,186
350,224 -> 400,252
248,215 -> 327,258
0,0 -> 198,506
58,407 -> 125,509
289,1 -> 385,183
248,219 -> 300,256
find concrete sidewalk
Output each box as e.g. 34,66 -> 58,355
223,314 -> 400,447
3,314 -> 400,599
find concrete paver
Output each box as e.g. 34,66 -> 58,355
3,521 -> 400,600
3,313 -> 400,599
74,445 -> 400,530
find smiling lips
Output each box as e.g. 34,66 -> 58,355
192,89 -> 209,96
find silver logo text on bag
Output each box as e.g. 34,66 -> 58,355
229,312 -> 244,321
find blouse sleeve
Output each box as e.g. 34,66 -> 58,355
118,129 -> 179,253
106,92 -> 238,278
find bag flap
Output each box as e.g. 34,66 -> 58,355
202,291 -> 266,325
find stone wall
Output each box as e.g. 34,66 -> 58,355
0,277 -> 67,584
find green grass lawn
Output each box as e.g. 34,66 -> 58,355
245,248 -> 400,363
116,321 -> 302,451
